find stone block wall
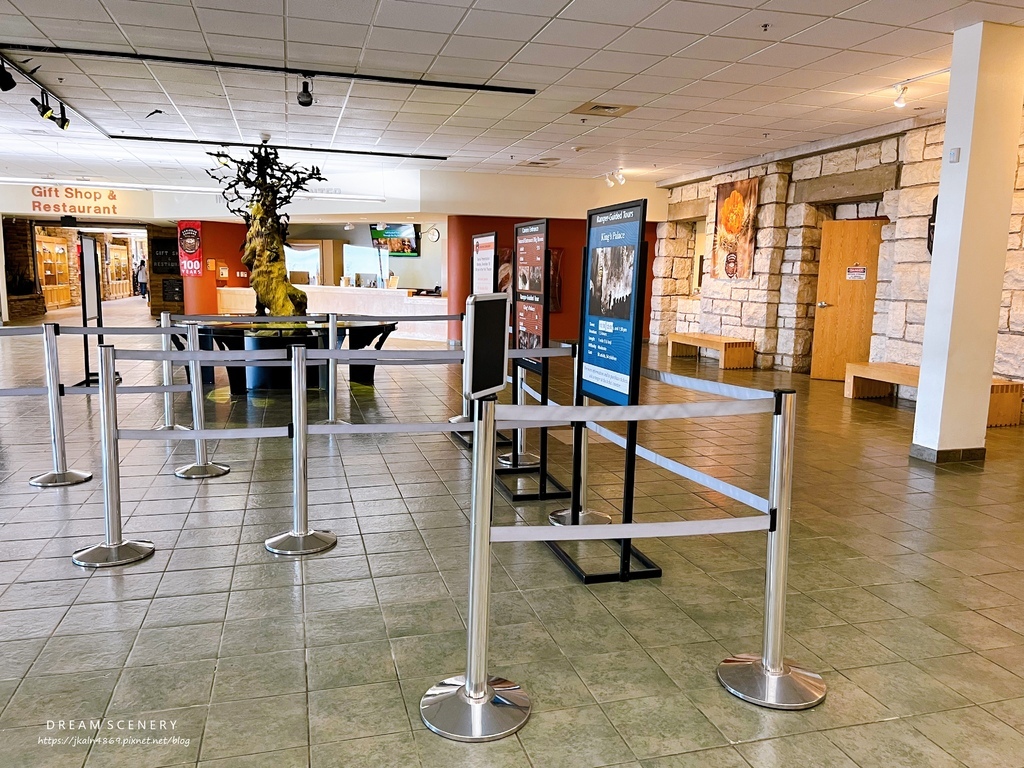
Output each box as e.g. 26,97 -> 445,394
655,114 -> 1024,382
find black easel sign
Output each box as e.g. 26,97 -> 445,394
580,200 -> 647,406
472,232 -> 498,294
514,220 -> 548,355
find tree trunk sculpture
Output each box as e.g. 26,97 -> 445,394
207,143 -> 324,316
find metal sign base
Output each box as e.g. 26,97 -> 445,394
497,450 -> 539,467
174,462 -> 230,480
546,540 -> 661,584
716,654 -> 827,710
420,675 -> 531,743
494,467 -> 571,503
265,530 -> 337,555
548,508 -> 612,526
72,540 -> 155,568
29,469 -> 93,488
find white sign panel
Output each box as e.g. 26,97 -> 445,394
0,184 -> 155,218
472,233 -> 496,294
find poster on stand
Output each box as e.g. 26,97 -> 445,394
513,219 -> 548,353
580,199 -> 648,406
177,221 -> 203,277
472,232 -> 497,294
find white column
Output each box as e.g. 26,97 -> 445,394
911,22 -> 1024,463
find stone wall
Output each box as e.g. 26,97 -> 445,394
656,115 -> 1024,381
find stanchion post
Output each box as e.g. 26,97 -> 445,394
327,313 -> 338,424
549,344 -> 610,526
156,312 -> 187,431
30,323 -> 93,487
420,396 -> 531,740
174,323 -> 230,479
265,344 -> 337,555
716,389 -> 826,709
497,364 -> 539,468
71,345 -> 154,567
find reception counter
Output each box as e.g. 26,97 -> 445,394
216,285 -> 448,342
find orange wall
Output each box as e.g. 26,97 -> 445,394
182,222 -> 248,315
447,215 -> 656,343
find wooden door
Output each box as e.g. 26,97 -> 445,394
810,219 -> 883,380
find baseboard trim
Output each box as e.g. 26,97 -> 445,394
909,444 -> 987,464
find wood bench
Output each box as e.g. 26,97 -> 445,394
667,332 -> 755,370
844,361 -> 1023,428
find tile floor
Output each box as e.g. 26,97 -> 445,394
1,297 -> 1024,767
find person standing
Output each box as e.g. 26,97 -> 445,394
137,259 -> 148,299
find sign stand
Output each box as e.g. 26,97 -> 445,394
494,219 -> 568,503
451,232 -> 511,451
546,200 -> 661,583
74,235 -> 118,387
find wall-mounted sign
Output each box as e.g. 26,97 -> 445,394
150,237 -> 180,275
178,221 -> 203,277
711,178 -> 758,281
580,199 -> 648,407
846,265 -> 867,281
514,219 -> 548,351
0,184 -> 155,219
472,232 -> 497,294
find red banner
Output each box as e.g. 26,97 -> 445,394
178,221 -> 203,277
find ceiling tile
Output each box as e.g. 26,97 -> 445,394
674,35 -> 771,62
456,10 -> 549,41
785,18 -> 897,48
287,19 -> 367,48
607,28 -> 701,55
714,10 -> 824,42
440,35 -> 523,61
287,0 -> 375,24
375,0 -> 467,34
533,19 -> 630,48
513,43 -> 594,68
579,50 -> 663,74
365,27 -> 448,56
557,0 -> 668,26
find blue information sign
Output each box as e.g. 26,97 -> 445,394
579,200 -> 647,406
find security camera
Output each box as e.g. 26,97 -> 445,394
297,80 -> 313,108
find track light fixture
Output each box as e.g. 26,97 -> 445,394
343,222 -> 355,231
49,103 -> 70,130
893,85 -> 907,109
613,169 -> 626,185
31,90 -> 53,119
604,174 -> 615,188
297,79 -> 313,107
0,60 -> 15,92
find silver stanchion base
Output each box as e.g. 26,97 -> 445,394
155,424 -> 190,431
174,462 -> 230,480
716,654 -> 827,710
548,508 -> 613,526
420,675 -> 531,743
28,469 -> 93,488
264,530 -> 337,555
71,540 -> 155,568
448,414 -> 471,424
497,451 -> 539,468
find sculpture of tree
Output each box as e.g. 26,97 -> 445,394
207,142 -> 325,316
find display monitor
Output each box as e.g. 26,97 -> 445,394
463,293 -> 510,400
370,223 -> 419,257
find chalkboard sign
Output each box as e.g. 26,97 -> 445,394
162,278 -> 184,303
151,237 -> 180,275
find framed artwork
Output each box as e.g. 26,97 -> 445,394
711,178 -> 758,280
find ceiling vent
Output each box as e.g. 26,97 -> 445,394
517,158 -> 560,168
570,102 -> 637,118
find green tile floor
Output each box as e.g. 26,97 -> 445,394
0,297 -> 1023,766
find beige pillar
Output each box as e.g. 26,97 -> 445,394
911,22 -> 1024,463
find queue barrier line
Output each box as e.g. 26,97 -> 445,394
497,399 -> 775,424
171,314 -> 328,323
0,326 -> 43,337
641,366 -> 773,401
585,420 -> 771,514
118,426 -> 290,441
114,348 -> 289,362
308,349 -> 464,363
0,386 -> 48,397
491,515 -> 770,543
64,384 -> 192,396
335,313 -> 461,323
59,325 -> 185,336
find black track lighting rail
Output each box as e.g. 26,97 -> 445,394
0,43 -> 536,95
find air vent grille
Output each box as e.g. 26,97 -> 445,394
570,102 -> 637,118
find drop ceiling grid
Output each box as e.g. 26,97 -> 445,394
1,0 -> 1023,182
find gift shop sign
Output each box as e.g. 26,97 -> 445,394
0,184 -> 155,218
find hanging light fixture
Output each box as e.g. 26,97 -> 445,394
0,60 -> 15,92
31,89 -> 53,119
49,103 -> 70,130
893,86 -> 907,109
